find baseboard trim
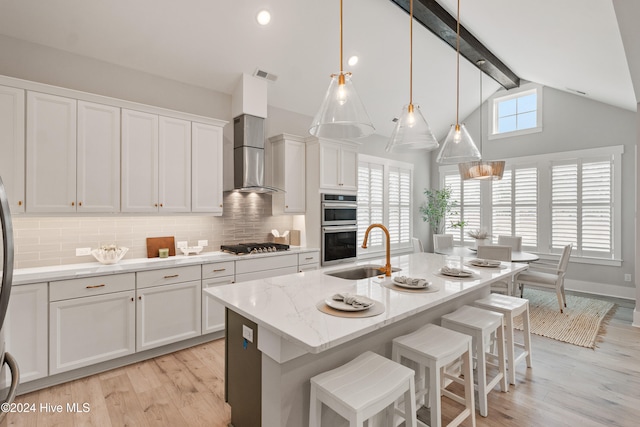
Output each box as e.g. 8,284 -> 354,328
564,279 -> 636,301
633,307 -> 640,328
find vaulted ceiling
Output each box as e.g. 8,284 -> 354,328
0,0 -> 636,141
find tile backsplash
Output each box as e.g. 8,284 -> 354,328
12,192 -> 295,269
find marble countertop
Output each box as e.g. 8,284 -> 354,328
205,252 -> 529,354
12,247 -> 319,285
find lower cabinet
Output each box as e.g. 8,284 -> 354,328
136,280 -> 202,352
49,289 -> 136,375
4,282 -> 48,385
201,261 -> 235,335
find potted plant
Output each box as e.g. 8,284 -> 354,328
419,186 -> 466,234
467,229 -> 491,249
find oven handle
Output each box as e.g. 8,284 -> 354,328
322,225 -> 358,232
322,203 -> 358,209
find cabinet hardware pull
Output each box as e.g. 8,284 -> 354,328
138,296 -> 142,300
219,204 -> 223,207
163,274 -> 179,279
71,201 -> 75,206
86,284 -> 106,289
131,297 -> 134,302
154,203 -> 158,207
17,201 -> 22,206
79,202 -> 82,206
160,203 -> 163,207
212,268 -> 226,272
305,257 -> 313,260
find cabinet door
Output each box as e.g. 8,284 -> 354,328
339,146 -> 358,191
26,91 -> 77,212
50,290 -> 136,375
3,283 -> 48,385
202,276 -> 233,334
121,109 -> 159,212
159,116 -> 191,212
283,140 -> 306,213
136,280 -> 201,352
319,142 -> 341,190
0,85 -> 25,213
192,122 -> 224,214
77,101 -> 121,212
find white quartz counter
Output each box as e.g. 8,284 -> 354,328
205,252 -> 529,355
11,247 -> 319,285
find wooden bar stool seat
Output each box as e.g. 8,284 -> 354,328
309,351 -> 417,427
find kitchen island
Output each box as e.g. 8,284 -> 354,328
205,252 -> 528,427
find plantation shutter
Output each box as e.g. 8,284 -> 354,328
492,169 -> 512,241
389,166 -> 411,245
581,160 -> 612,255
462,179 -> 481,244
514,167 -> 537,248
357,162 -> 384,249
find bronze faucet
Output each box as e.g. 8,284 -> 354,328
361,223 -> 392,276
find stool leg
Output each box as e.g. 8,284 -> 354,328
405,376 -> 418,427
309,385 -> 321,427
523,307 -> 533,368
505,314 -> 516,385
429,366 -> 442,427
476,332 -> 488,417
496,321 -> 508,393
462,343 -> 476,427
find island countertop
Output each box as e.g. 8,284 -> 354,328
205,252 -> 528,355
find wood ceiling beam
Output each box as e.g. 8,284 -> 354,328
390,0 -> 520,89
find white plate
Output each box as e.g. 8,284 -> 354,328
467,248 -> 477,252
325,296 -> 375,312
393,278 -> 431,289
469,259 -> 501,268
439,269 -> 473,278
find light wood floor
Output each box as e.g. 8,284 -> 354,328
2,294 -> 638,427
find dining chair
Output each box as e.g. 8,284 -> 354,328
477,245 -> 513,295
497,235 -> 522,251
433,234 -> 454,252
515,244 -> 572,312
411,237 -> 424,253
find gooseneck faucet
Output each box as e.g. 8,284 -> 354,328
361,223 -> 392,276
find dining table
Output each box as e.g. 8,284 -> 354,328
435,246 -> 540,263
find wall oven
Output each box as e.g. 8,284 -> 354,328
321,194 -> 358,266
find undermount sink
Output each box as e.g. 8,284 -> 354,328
325,264 -> 401,280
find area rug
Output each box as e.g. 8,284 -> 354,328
513,288 -> 615,348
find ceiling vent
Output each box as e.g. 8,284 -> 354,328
253,68 -> 278,82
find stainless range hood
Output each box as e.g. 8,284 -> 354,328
233,114 -> 281,193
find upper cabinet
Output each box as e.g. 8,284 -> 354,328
269,134 -> 306,214
192,122 -> 224,215
306,138 -> 359,194
159,116 -> 191,213
0,85 -> 25,213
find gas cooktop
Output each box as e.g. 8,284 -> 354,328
220,242 -> 290,255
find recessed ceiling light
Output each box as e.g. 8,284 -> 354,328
256,10 -> 271,26
347,56 -> 358,66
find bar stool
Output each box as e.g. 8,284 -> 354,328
309,351 -> 417,427
392,324 -> 475,427
441,305 -> 508,417
474,293 -> 533,385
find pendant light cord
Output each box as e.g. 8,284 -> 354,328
455,0 -> 461,127
409,0 -> 413,106
339,0 -> 343,73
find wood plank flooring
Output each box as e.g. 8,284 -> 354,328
2,294 -> 638,427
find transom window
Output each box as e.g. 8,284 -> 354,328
489,84 -> 543,140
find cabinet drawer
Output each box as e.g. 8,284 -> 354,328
202,261 -> 235,279
137,265 -> 201,289
235,253 -> 297,275
50,273 -> 135,301
236,266 -> 299,283
298,252 -> 320,265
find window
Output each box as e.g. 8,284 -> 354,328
489,84 -> 543,140
358,155 -> 413,255
439,145 -> 622,264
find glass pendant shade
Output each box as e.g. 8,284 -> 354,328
386,104 -> 439,152
459,160 -> 505,180
309,72 -> 375,139
436,123 -> 481,164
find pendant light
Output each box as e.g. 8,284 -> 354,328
459,64 -> 505,180
309,0 -> 374,139
436,0 -> 481,164
385,0 -> 438,152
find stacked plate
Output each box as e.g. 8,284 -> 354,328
439,266 -> 474,277
393,276 -> 431,289
469,258 -> 502,268
325,293 -> 375,312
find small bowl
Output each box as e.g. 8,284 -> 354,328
91,247 -> 129,265
180,246 -> 203,256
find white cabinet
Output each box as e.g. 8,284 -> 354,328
136,266 -> 202,351
201,260 -> 235,334
49,274 -> 136,375
0,85 -> 25,213
235,253 -> 298,282
3,283 -> 48,385
298,251 -> 320,272
77,101 -> 121,212
192,122 -> 224,214
121,109 -> 159,213
319,140 -> 358,191
26,91 -> 77,213
122,110 -> 192,213
269,134 -> 306,214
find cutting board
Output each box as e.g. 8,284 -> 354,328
146,236 -> 176,258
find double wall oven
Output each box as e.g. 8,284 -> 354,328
321,194 -> 358,266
